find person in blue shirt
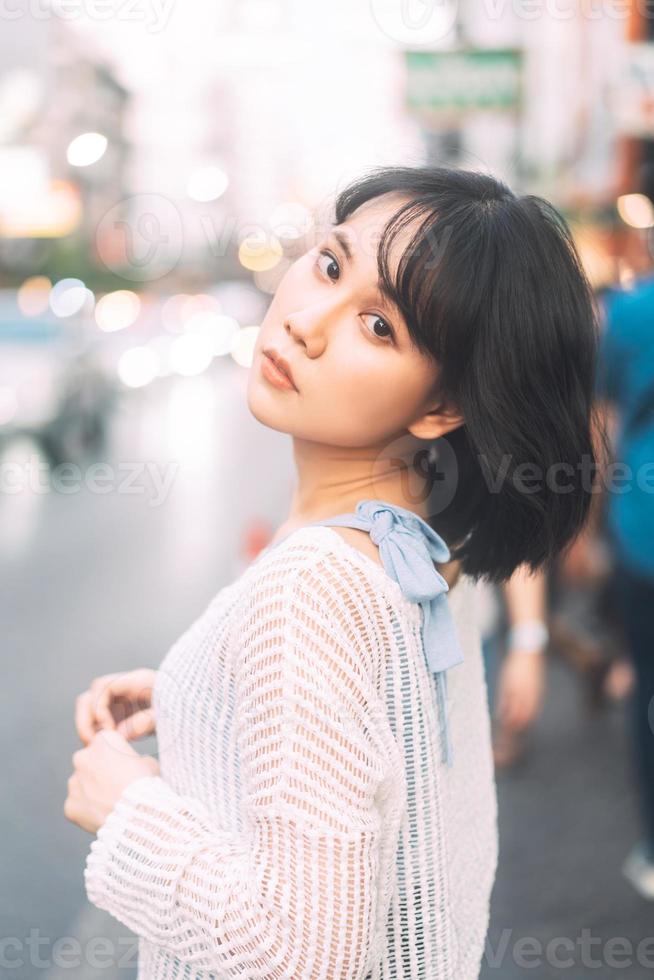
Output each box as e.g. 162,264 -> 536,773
596,271 -> 654,899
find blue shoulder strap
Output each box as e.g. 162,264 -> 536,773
311,499 -> 464,768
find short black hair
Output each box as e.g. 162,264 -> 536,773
333,165 -> 603,583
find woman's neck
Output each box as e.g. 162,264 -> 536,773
271,436 -> 462,590
285,434 -> 433,526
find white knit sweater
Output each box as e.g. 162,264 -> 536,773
84,525 -> 498,979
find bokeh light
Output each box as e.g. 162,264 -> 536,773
183,311 -> 241,355
238,234 -> 283,273
117,346 -> 158,388
617,193 -> 654,230
170,332 -> 215,376
187,166 -> 229,203
95,290 -> 141,332
49,278 -> 94,318
254,257 -> 291,294
17,276 -> 52,316
161,294 -> 191,333
181,293 -> 222,322
66,132 -> 108,168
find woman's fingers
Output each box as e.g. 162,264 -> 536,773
75,690 -> 98,745
116,707 -> 156,740
90,675 -> 122,732
75,670 -> 157,743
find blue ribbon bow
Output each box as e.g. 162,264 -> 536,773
315,499 -> 464,767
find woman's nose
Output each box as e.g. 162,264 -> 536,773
284,297 -> 346,345
283,309 -> 328,351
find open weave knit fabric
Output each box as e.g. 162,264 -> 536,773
84,525 -> 498,979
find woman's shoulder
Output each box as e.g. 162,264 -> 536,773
229,525 -> 400,702
245,523 -> 421,615
230,522 -> 479,704
244,523 -> 475,613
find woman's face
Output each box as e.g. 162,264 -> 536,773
247,193 -> 449,449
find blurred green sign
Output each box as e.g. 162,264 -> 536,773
405,49 -> 522,112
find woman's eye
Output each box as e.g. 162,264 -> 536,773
315,249 -> 340,282
313,249 -> 394,344
361,313 -> 394,344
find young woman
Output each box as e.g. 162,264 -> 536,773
67,166 -> 599,979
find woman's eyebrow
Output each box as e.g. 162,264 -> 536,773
332,228 -> 354,263
331,228 -> 399,313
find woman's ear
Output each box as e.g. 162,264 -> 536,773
408,400 -> 465,441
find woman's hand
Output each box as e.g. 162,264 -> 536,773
64,728 -> 160,835
494,649 -> 546,732
75,668 -> 157,745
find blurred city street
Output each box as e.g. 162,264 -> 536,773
483,660 -> 651,978
0,363 -> 652,979
0,362 -> 296,979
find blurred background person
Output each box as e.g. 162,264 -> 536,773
593,246 -> 654,900
479,569 -> 548,769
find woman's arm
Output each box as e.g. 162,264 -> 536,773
84,557 -> 390,979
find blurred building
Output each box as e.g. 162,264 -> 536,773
1,0 -> 653,303
0,18 -> 130,281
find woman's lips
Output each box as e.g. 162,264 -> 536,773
261,352 -> 298,391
